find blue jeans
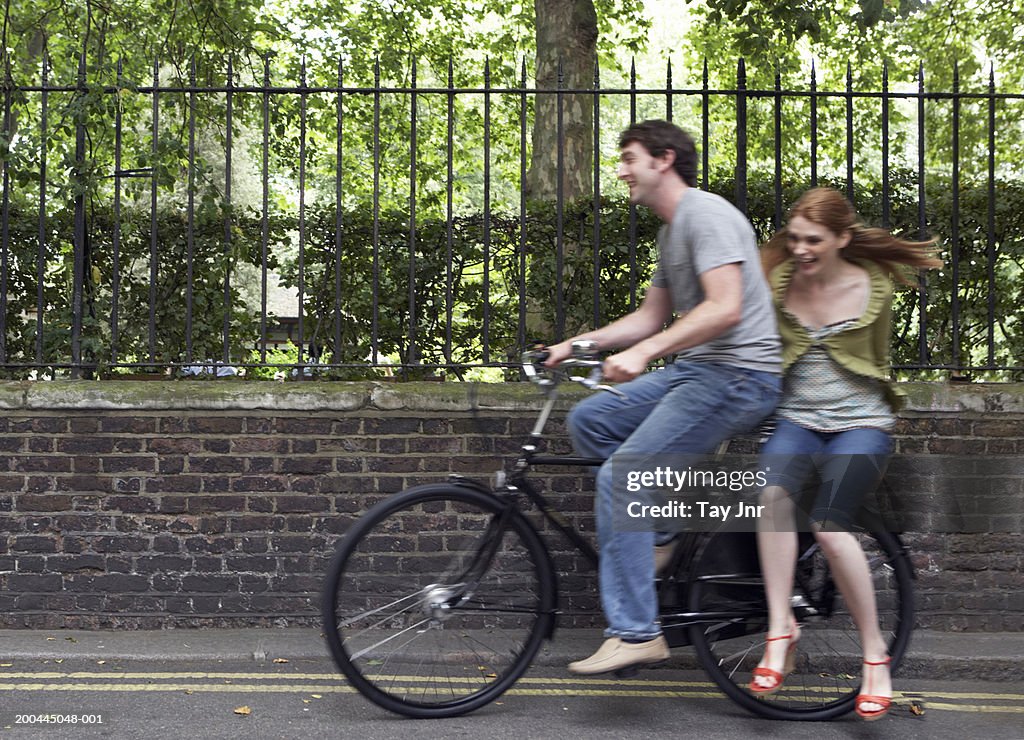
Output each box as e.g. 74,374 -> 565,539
761,418 -> 893,531
568,361 -> 781,640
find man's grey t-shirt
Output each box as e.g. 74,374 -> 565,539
650,189 -> 781,374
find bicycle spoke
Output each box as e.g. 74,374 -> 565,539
348,617 -> 436,662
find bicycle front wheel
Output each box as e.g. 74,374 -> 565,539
322,483 -> 556,718
687,528 -> 914,721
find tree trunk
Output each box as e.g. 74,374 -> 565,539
527,0 -> 597,202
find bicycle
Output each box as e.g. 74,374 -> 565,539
321,343 -> 915,720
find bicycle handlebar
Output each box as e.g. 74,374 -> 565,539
521,340 -> 625,397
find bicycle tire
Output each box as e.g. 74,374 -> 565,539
686,527 -> 914,721
322,483 -> 557,718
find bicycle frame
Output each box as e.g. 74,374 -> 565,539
446,357 -> 769,650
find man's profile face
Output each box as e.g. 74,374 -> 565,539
617,141 -> 665,206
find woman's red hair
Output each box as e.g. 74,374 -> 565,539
762,187 -> 942,283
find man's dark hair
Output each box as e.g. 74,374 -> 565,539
618,120 -> 698,187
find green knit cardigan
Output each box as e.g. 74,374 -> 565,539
769,257 -> 903,411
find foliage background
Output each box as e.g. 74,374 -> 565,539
0,0 -> 1021,378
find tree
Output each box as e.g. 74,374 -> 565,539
526,0 -> 598,201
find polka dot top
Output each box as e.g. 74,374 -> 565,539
776,315 -> 896,432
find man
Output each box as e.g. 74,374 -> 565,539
544,120 -> 782,675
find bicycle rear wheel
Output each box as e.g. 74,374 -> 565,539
687,528 -> 914,721
322,483 -> 556,718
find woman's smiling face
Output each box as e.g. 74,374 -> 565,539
786,215 -> 851,275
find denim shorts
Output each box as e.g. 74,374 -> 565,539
761,418 -> 893,530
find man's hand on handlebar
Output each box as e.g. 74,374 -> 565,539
540,340 -> 575,369
601,347 -> 648,383
525,339 -> 625,398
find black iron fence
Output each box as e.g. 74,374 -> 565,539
1,55 -> 1022,379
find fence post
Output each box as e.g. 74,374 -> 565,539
773,67 -> 782,228
882,61 -> 890,228
259,55 -> 270,364
223,56 -> 234,364
112,58 -> 124,366
35,52 -> 50,366
810,61 -> 818,187
846,62 -> 854,201
701,59 -> 709,190
408,55 -> 421,366
185,56 -> 197,365
629,58 -> 639,309
517,57 -> 527,357
297,57 -> 307,370
735,58 -> 748,216
986,62 -> 996,367
592,57 -> 601,330
951,62 -> 961,371
71,52 -> 88,378
335,56 -> 345,367
916,61 -> 928,365
0,54 -> 11,367
149,56 -> 160,364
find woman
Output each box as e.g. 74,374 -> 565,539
749,187 -> 940,721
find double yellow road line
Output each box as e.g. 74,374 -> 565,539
1,671 -> 1022,714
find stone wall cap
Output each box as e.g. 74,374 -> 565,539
0,379 -> 1020,414
900,382 -> 1024,414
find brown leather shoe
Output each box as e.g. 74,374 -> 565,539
567,636 -> 670,675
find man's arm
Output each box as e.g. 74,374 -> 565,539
543,285 -> 673,367
602,263 -> 743,382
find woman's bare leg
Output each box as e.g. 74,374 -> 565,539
814,529 -> 891,711
752,485 -> 801,689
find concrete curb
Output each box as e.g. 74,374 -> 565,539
0,628 -> 1021,681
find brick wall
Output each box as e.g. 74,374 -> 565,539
0,380 -> 1021,631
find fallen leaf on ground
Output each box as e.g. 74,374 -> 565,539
96,660 -> 106,665
310,694 -> 322,699
910,701 -> 925,716
233,706 -> 251,716
273,658 -> 289,664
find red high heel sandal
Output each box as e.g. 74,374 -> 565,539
855,656 -> 892,721
749,633 -> 799,696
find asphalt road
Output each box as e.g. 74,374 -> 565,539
1,656 -> 1022,740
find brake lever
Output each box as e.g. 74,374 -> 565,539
594,383 -> 627,398
566,369 -> 626,398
